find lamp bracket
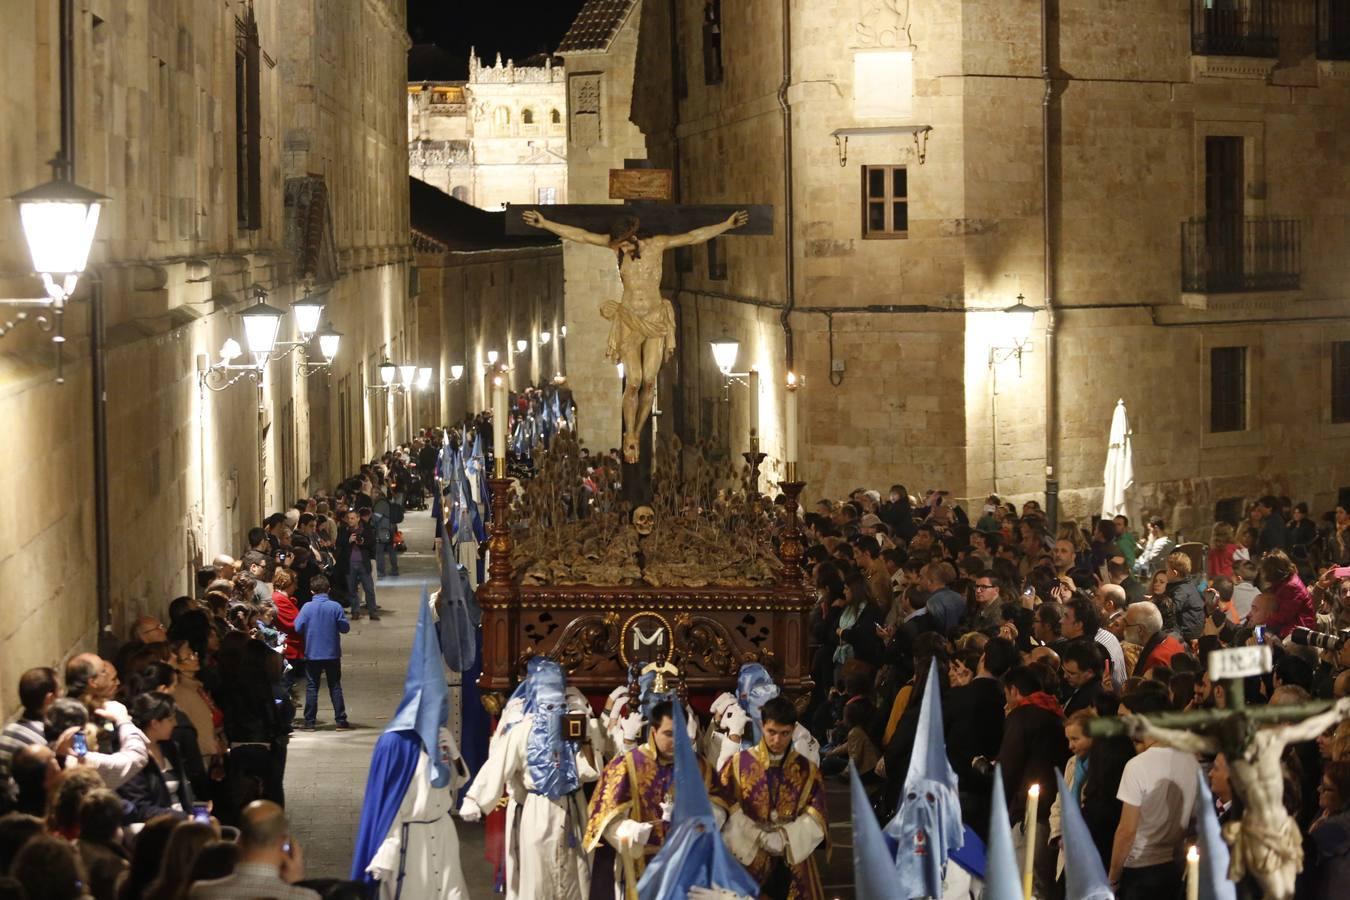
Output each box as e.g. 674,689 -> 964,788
199,364 -> 263,393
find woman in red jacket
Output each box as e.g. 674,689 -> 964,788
1261,549 -> 1315,638
272,568 -> 305,695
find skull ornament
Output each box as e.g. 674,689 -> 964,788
632,505 -> 656,536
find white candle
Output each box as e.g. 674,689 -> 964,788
1022,784 -> 1039,900
784,372 -> 798,465
748,368 -> 760,441
492,375 -> 506,468
1186,845 -> 1199,900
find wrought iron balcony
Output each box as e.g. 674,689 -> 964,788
1181,217 -> 1301,293
1191,0 -> 1277,57
1318,0 -> 1350,59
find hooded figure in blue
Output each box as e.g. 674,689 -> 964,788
728,664 -> 820,768
351,587 -> 471,899
458,657 -> 604,900
637,702 -> 760,900
1193,769 -> 1236,900
883,662 -> 964,899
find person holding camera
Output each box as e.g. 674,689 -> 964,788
336,508 -> 379,621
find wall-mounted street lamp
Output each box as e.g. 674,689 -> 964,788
988,293 -> 1038,373
417,367 -> 434,390
310,324 -> 342,369
399,363 -> 417,387
379,358 -> 398,386
514,338 -> 528,355
539,330 -> 551,345
3,175 -> 109,380
449,364 -> 465,382
486,349 -> 499,367
559,325 -> 567,339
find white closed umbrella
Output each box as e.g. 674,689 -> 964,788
1102,399 -> 1133,518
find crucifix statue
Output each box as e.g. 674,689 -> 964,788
522,208 -> 749,463
1088,646 -> 1350,899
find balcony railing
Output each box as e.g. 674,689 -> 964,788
1191,0 -> 1277,57
1318,0 -> 1350,59
1181,216 -> 1301,293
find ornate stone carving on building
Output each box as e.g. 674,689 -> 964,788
855,0 -> 911,48
569,74 -> 603,147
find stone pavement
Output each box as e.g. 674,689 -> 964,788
284,507 -> 494,885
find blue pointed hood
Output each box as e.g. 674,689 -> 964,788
385,586 -> 452,787
884,662 -> 963,897
1056,767 -> 1113,900
1194,768 -> 1236,900
851,761 -> 903,899
984,765 -> 1023,900
735,663 -> 780,747
637,702 -> 760,900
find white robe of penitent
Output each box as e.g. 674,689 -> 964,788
367,749 -> 471,900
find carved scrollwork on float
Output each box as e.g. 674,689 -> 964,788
539,611 -> 621,675
672,614 -> 763,679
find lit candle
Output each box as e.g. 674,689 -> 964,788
492,375 -> 506,475
785,372 -> 798,465
748,367 -> 760,442
1186,845 -> 1199,900
1022,784 -> 1039,900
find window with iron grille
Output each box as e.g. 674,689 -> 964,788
235,13 -> 261,231
862,165 -> 908,238
703,0 -> 724,85
706,237 -> 727,280
1210,346 -> 1247,433
1333,342 -> 1350,423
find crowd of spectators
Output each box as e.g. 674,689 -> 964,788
802,486 -> 1350,899
0,439 -> 438,900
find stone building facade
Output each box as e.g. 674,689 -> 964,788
0,0 -> 413,718
408,50 -> 568,211
558,0 -> 1350,532
409,178 -> 564,426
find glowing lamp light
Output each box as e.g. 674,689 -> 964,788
379,359 -> 398,385
315,325 -> 341,363
516,338 -> 528,353
1004,294 -> 1037,345
559,325 -> 567,338
10,177 -> 108,303
486,349 -> 499,366
710,335 -> 740,376
291,293 -> 326,338
417,367 -> 433,389
239,297 -> 287,359
450,364 -> 464,381
539,330 -> 551,345
399,364 -> 417,386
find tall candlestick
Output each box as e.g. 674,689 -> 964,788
785,371 -> 798,465
492,375 -> 506,476
1022,784 -> 1039,900
748,368 -> 760,441
1185,845 -> 1199,900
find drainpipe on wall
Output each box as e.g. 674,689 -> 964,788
57,0 -> 112,633
777,0 -> 796,370
1041,0 -> 1060,530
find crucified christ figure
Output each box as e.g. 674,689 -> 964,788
523,209 -> 749,463
1121,696 -> 1350,900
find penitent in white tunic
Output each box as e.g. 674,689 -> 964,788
461,711 -> 605,900
368,750 -> 471,900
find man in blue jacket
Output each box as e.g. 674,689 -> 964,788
293,575 -> 351,731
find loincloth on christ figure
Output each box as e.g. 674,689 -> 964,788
600,298 -> 677,365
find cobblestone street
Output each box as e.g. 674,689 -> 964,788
283,508 -> 494,885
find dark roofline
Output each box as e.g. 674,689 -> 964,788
408,177 -> 559,252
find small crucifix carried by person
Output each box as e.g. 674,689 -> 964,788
522,208 -> 749,463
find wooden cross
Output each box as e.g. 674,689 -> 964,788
1085,645 -> 1350,900
504,160 -> 774,236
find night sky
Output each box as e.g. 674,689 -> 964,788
407,0 -> 589,77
